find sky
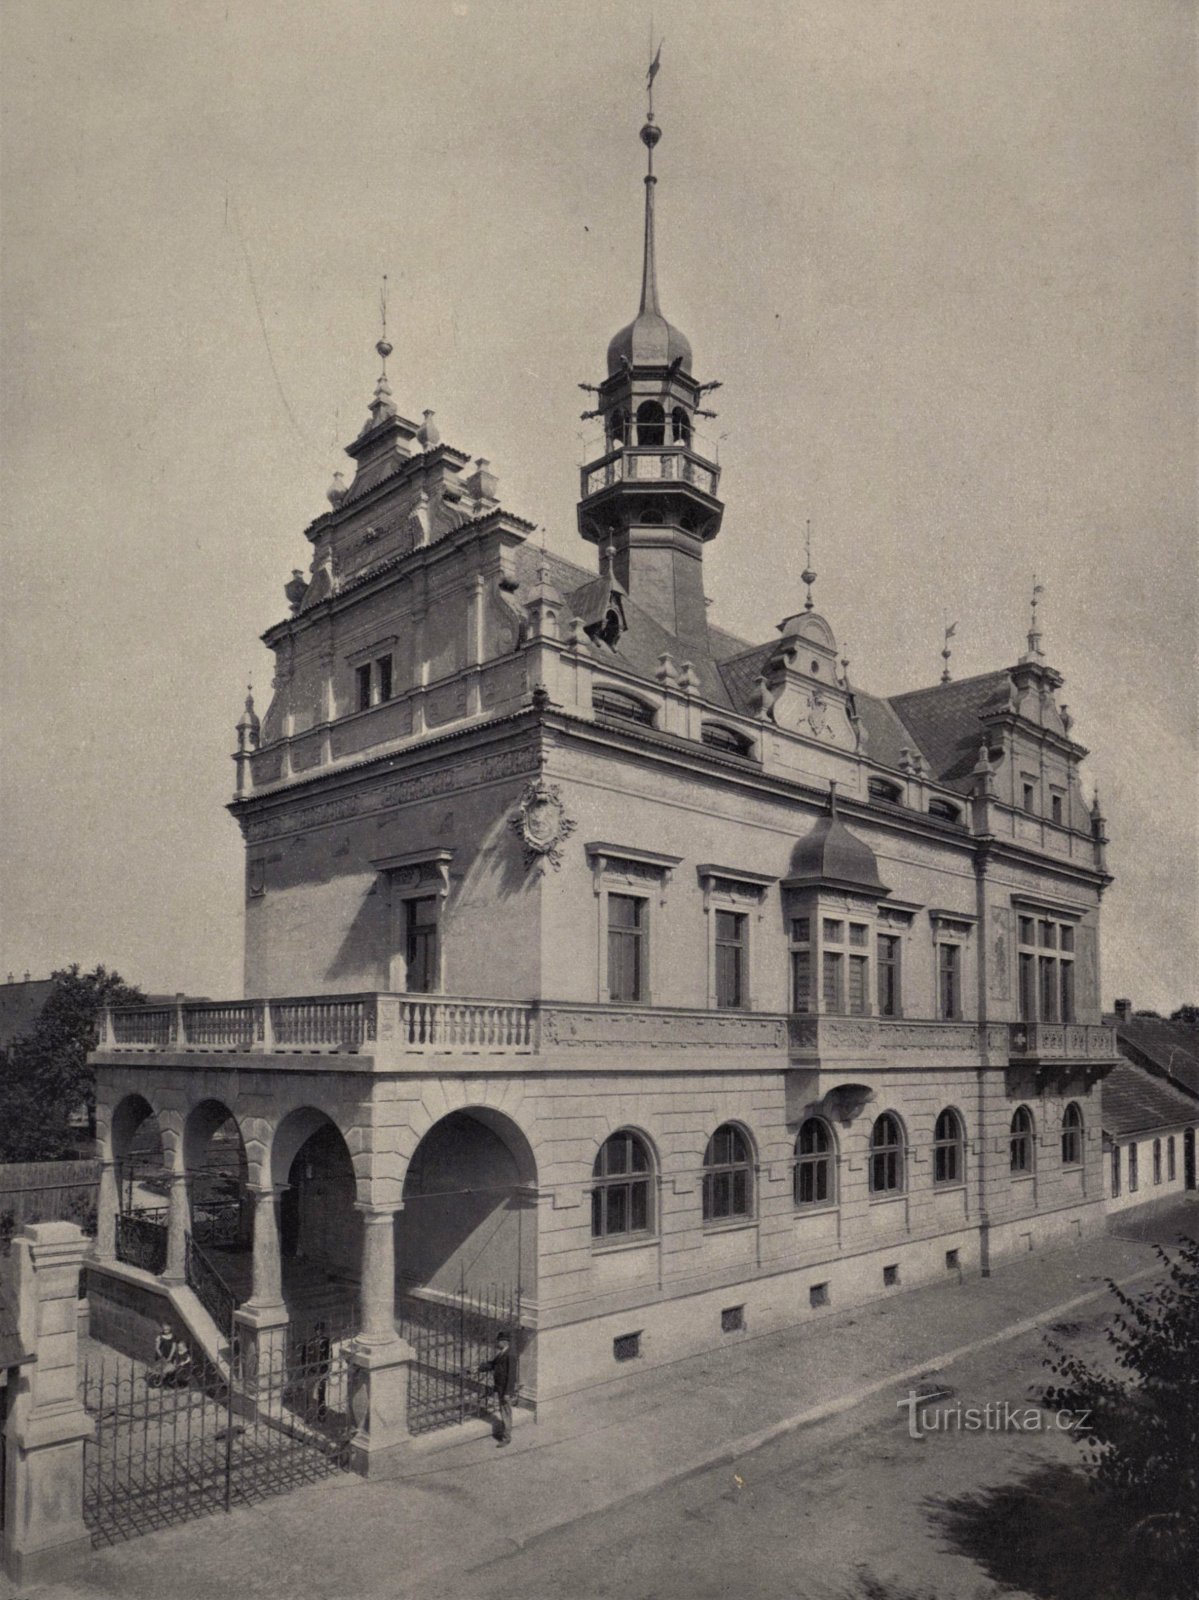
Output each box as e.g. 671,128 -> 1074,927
1,0 -> 1195,1010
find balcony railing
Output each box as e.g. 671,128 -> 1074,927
1007,1023 -> 1118,1062
581,443 -> 721,500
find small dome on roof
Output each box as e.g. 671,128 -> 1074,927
789,793 -> 888,895
607,311 -> 692,376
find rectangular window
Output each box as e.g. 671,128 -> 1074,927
1111,1144 -> 1121,1197
848,923 -> 868,948
1154,1140 -> 1162,1184
1128,1143 -> 1138,1192
355,663 -> 373,712
938,944 -> 961,1020
790,917 -> 810,943
1022,782 -> 1036,813
1039,956 -> 1059,1022
1018,953 -> 1036,1023
1168,1137 -> 1177,1182
791,949 -> 812,1014
877,935 -> 901,1017
1050,792 -> 1063,825
848,954 -> 869,1016
1018,915 -> 1036,944
376,655 -> 393,702
823,918 -> 843,944
1059,925 -> 1075,954
714,910 -> 747,1010
822,951 -> 844,1014
1039,920 -> 1057,949
607,894 -> 646,1004
404,896 -> 439,993
1060,961 -> 1075,1024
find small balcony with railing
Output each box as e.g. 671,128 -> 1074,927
579,431 -> 722,503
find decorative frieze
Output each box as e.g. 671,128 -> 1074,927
541,1007 -> 787,1051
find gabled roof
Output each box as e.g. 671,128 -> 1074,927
1111,1017 -> 1199,1098
888,671 -> 1013,793
1102,1059 -> 1199,1137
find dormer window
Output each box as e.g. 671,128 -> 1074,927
701,723 -> 753,758
868,776 -> 903,804
928,797 -> 961,823
593,687 -> 656,727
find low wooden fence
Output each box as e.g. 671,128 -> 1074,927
0,1160 -> 99,1252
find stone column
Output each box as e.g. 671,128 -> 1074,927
162,1170 -> 188,1284
347,1203 -> 414,1476
93,1160 -> 119,1264
2,1223 -> 94,1584
234,1184 -> 289,1381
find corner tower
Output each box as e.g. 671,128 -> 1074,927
577,68 -> 724,658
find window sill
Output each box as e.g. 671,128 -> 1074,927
793,1202 -> 838,1217
932,1181 -> 967,1193
590,1235 -> 657,1256
868,1192 -> 906,1206
1010,1172 -> 1036,1184
701,1217 -> 758,1236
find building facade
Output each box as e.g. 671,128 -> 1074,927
1102,1003 -> 1198,1213
90,91 -> 1120,1448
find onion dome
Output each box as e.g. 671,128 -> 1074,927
788,787 -> 889,896
606,114 -> 692,375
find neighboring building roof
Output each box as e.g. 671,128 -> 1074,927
888,671 -> 1013,793
0,978 -> 54,1049
1101,1059 -> 1199,1138
1108,1015 -> 1199,1099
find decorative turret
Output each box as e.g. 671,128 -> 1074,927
576,51 -> 724,657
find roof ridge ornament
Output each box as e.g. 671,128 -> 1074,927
801,519 -> 817,612
1021,577 -> 1046,662
941,620 -> 957,683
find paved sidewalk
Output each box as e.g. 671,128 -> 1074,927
13,1197 -> 1197,1600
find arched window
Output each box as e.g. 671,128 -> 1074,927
794,1118 -> 835,1207
703,1123 -> 753,1222
592,687 -> 656,726
671,407 -> 692,445
701,723 -> 753,757
608,408 -> 629,448
868,776 -> 903,804
635,401 -> 666,447
869,1114 -> 904,1195
592,1130 -> 653,1240
1061,1103 -> 1083,1166
1010,1106 -> 1035,1174
933,1109 -> 965,1186
928,798 -> 961,823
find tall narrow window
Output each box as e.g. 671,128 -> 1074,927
1018,953 -> 1036,1022
938,944 -> 961,1020
376,655 -> 393,702
877,934 -> 901,1017
847,924 -> 869,1016
591,1130 -> 653,1241
1010,1106 -> 1034,1174
1110,1143 -> 1121,1197
1050,791 -> 1063,825
404,896 -> 439,993
790,918 -> 812,1013
1128,1142 -> 1139,1192
794,1118 -> 834,1207
1168,1136 -> 1177,1182
823,919 -> 845,1013
933,1109 -> 964,1185
714,911 -> 747,1010
1153,1138 -> 1162,1184
1022,781 -> 1036,814
703,1124 -> 753,1223
869,1114 -> 904,1195
1061,1102 -> 1083,1166
607,894 -> 646,1004
1017,913 -> 1076,1022
355,663 -> 372,712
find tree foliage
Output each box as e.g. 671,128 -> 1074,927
0,964 -> 143,1161
1043,1237 -> 1199,1595
1168,1003 -> 1199,1026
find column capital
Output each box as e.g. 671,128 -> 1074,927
246,1181 -> 288,1199
354,1201 -> 403,1221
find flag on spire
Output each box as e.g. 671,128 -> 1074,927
647,41 -> 663,88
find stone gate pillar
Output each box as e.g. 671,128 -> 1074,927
1,1222 -> 94,1584
347,1202 -> 414,1476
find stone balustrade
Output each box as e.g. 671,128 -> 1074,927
95,998 -> 1119,1071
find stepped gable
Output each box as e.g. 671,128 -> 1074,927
888,670 -> 1014,793
1101,1059 -> 1199,1136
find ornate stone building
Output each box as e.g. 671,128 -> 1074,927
90,88 -> 1120,1466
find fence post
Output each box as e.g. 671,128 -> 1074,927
1,1222 -> 94,1584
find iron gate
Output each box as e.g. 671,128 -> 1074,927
399,1283 -> 521,1436
80,1313 -> 355,1546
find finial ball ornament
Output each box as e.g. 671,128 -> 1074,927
640,119 -> 662,149
376,338 -> 393,361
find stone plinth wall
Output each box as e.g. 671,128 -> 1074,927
84,1267 -> 173,1362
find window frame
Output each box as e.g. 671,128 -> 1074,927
869,1112 -> 905,1197
932,1108 -> 965,1187
1153,1137 -> 1162,1185
877,933 -> 902,1018
606,891 -> 649,1006
1010,1105 -> 1035,1175
714,908 -> 748,1011
591,1129 -> 655,1244
404,895 -> 440,995
794,1117 -> 836,1209
1168,1135 -> 1176,1182
1110,1141 -> 1121,1197
702,1123 -> 755,1225
1128,1141 -> 1139,1192
1016,911 -> 1078,1024
789,916 -> 812,1014
1061,1102 -> 1083,1167
938,941 -> 962,1021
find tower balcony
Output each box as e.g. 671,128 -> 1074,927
580,440 -> 721,503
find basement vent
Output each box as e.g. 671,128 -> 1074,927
613,1331 -> 642,1363
721,1305 -> 745,1334
883,1264 -> 900,1287
809,1283 -> 830,1309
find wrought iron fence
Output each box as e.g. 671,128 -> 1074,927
80,1317 -> 354,1546
184,1234 -> 238,1337
115,1210 -> 168,1275
191,1198 -> 243,1250
398,1283 -> 521,1436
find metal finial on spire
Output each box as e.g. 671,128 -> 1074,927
638,37 -> 664,318
377,274 -> 392,370
801,519 -> 817,611
941,621 -> 958,683
1024,577 -> 1045,659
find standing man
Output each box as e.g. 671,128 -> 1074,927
478,1331 -> 514,1446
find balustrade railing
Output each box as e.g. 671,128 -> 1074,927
397,998 -> 536,1052
111,1008 -> 175,1048
270,994 -> 376,1049
182,1002 -> 261,1049
581,444 -> 720,499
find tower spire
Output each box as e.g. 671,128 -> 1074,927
639,41 -> 664,317
801,519 -> 817,611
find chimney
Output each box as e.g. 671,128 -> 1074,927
1113,998 -> 1131,1022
